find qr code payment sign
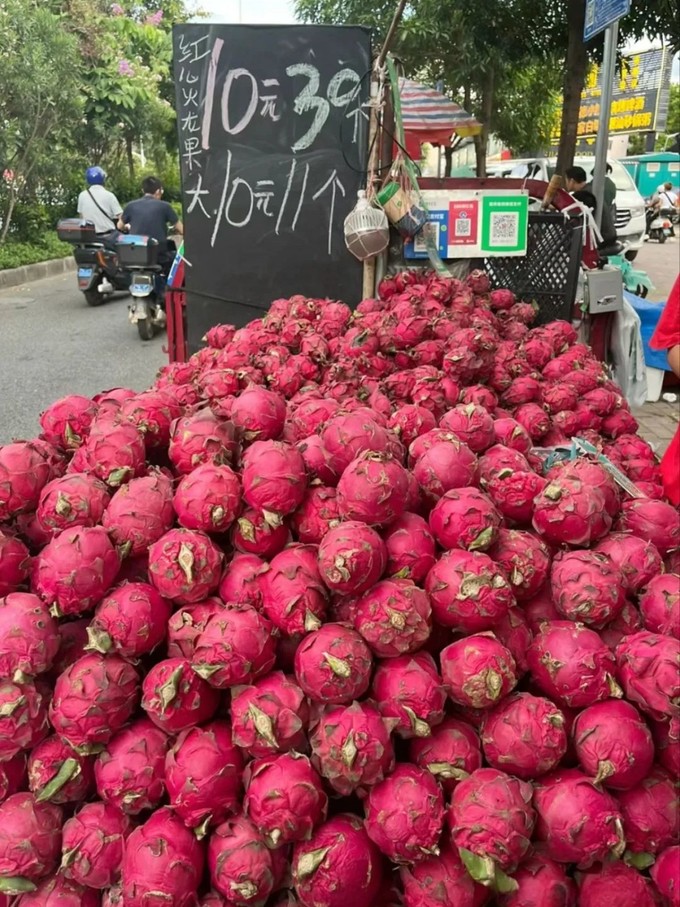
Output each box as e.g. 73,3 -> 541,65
489,211 -> 519,247
455,217 -> 472,237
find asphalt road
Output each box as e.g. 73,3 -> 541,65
0,271 -> 166,444
635,237 -> 679,302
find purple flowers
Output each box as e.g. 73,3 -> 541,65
117,59 -> 134,77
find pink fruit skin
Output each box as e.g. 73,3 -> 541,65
572,700 -> 654,790
409,717 -> 481,794
0,793 -> 63,888
481,692 -> 567,780
550,550 -> 625,628
372,651 -> 447,739
120,389 -> 182,449
532,476 -> 611,547
486,469 -> 547,526
168,407 -> 239,475
412,439 -> 479,502
652,717 -> 680,776
294,622 -> 373,704
174,463 -> 241,533
0,441 -> 53,522
241,440 -> 307,516
39,394 -> 97,449
0,532 -> 31,598
493,606 -> 533,675
261,544 -> 328,635
617,765 -> 679,855
34,526 -> 121,617
521,587 -> 561,633
336,451 -> 410,526
141,657 -> 220,734
293,813 -> 384,907
441,635 -> 518,710
429,487 -> 501,551
230,385 -> 286,441
651,845 -> 680,907
244,752 -> 328,847
122,807 -> 205,907
219,553 -> 266,610
440,403 -> 495,453
88,581 -> 172,658
497,853 -> 577,907
616,631 -> 680,721
532,768 -> 625,866
13,873 -> 100,906
192,603 -> 276,688
102,470 -> 175,557
0,679 -> 49,760
292,486 -> 340,544
84,420 -> 147,486
165,721 -> 243,831
231,507 -> 290,558
383,512 -> 436,582
578,861 -> 660,907
61,801 -> 131,889
639,574 -> 680,637
167,599 -> 223,661
425,549 -> 513,633
37,474 -> 111,536
491,528 -> 551,602
321,412 -> 390,475
208,815 -> 279,905
95,718 -> 169,815
479,446 -> 531,485
616,498 -> 680,556
400,841 -> 490,907
49,654 -> 139,752
49,619 -> 89,678
364,763 -> 444,863
28,735 -> 94,804
231,671 -> 309,759
594,532 -> 664,593
317,520 -> 387,596
0,754 -> 27,803
353,578 -> 431,657
310,701 -> 395,796
148,528 -> 224,604
0,592 -> 59,680
449,767 -> 535,872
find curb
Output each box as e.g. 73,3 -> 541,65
0,256 -> 74,291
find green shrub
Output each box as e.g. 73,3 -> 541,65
0,235 -> 71,270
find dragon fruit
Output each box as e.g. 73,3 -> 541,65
229,385 -> 286,440
616,631 -> 680,720
441,635 -> 518,710
84,421 -> 146,486
449,768 -> 535,889
261,544 -> 328,634
320,412 -> 391,475
353,579 -> 431,657
616,498 -> 680,556
429,487 -> 501,551
652,717 -> 680,776
440,404 -> 495,453
231,672 -> 306,758
0,755 -> 26,803
86,582 -> 171,658
317,520 -> 387,596
174,463 -> 241,533
0,793 -> 62,892
141,657 -> 220,733
208,815 -> 279,905
0,532 -> 31,597
528,620 -> 622,708
61,801 -> 131,889
218,553 -> 266,610
532,475 -> 611,547
617,765 -> 679,855
639,574 -> 680,637
425,549 -> 513,632
291,487 -> 340,544
168,407 -> 239,474
550,550 -> 625,628
119,389 -> 182,449
122,807 -> 205,907
594,532 -> 663,594
602,409 -> 639,437
387,404 -> 437,447
579,862 -> 659,907
232,507 -> 290,558
192,604 -> 276,688
102,469 -> 174,557
336,452 -> 410,526
13,875 -> 100,907
36,474 -> 110,537
241,440 -> 307,519
0,593 -> 59,681
292,813 -> 384,907
498,853 -> 576,907
400,841 -> 490,907
490,607 -> 532,675
167,599 -> 222,661
492,418 -> 533,455
549,459 -> 620,518
33,526 -> 121,617
0,679 -> 49,761
28,735 -> 94,804
412,440 -> 479,502
481,693 -> 566,780
148,528 -> 223,604
650,845 -> 680,906
486,469 -> 546,526
372,651 -> 446,738
244,751 -> 328,847
94,718 -> 168,814
409,716 -> 482,793
502,375 -> 542,407
491,529 -> 551,602
289,398 -> 340,442
294,622 -> 372,704
166,721 -> 243,832
478,445 -> 531,485
383,512 -> 436,582
49,654 -> 139,752
0,441 -> 54,522
572,700 -> 654,789
39,394 -> 97,449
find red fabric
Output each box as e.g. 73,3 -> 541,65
660,432 -> 680,507
650,275 -> 680,351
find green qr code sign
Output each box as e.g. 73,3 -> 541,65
480,195 -> 529,256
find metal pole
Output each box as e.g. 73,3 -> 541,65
592,20 -> 618,230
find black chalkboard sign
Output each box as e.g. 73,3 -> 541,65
172,24 -> 371,350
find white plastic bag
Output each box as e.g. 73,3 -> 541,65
609,298 -> 648,409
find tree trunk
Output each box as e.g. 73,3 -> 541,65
444,146 -> 453,178
0,190 -> 17,245
126,136 -> 135,180
555,0 -> 588,175
475,67 -> 495,177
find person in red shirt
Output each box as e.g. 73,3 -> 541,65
649,275 -> 680,506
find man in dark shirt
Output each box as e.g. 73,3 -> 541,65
118,176 -> 183,268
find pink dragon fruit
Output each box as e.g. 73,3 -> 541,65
548,459 -> 620,518
292,813 -> 384,907
601,600 -> 645,650
320,412 -> 391,475
297,435 -> 339,486
49,654 -> 139,752
61,801 -> 131,889
39,395 -> 97,449
141,658 -> 220,733
492,418 -> 533,454
192,604 -> 276,688
294,622 -> 373,704
425,549 -> 513,632
533,768 -> 625,866
486,469 -> 547,526
0,532 -> 30,597
84,421 -> 146,486
497,853 -> 576,907
317,520 -> 387,596
232,507 -> 290,558
387,404 -> 437,448
401,841 -> 490,907
0,754 -> 26,803
639,574 -> 680,637
542,383 -> 579,414
336,452 -> 409,526
0,679 -> 48,761
119,389 -> 182,449
616,631 -> 680,721
478,445 -> 531,484
353,579 -> 431,657
440,404 -> 495,453
148,528 -> 223,604
168,407 -> 239,475
528,621 -> 622,708
550,550 -> 625,628
288,398 -> 340,442
218,553 -> 266,609
449,768 -> 535,888
0,793 -> 62,892
441,635 -> 518,710
0,441 -> 53,522
15,874 -> 103,906
36,474 -> 110,537
429,487 -> 501,551
208,815 -> 279,905
409,717 -> 482,794
602,409 -> 639,437
0,593 -> 59,681
94,718 -> 168,814
412,439 -> 479,502
372,651 -> 446,738
241,440 -> 307,518
33,526 -> 121,617
173,463 -> 241,533
229,385 -> 286,441
364,763 -> 444,863
261,544 -> 328,634
122,807 -> 205,907
291,487 -> 340,544
27,735 -> 94,804
532,475 -> 611,546
594,532 -> 663,594
617,498 -> 680,556
650,845 -> 680,906
165,721 -> 244,832
512,402 -> 550,441
481,693 -> 567,780
231,671 -> 309,758
383,512 -> 436,582
102,469 -> 174,557
166,599 -> 223,661
502,375 -> 543,407
522,587 -> 561,633
49,619 -> 89,679
572,700 -> 654,789
579,861 -> 659,907
490,529 -> 551,602
617,765 -> 679,855
86,582 -> 171,658
244,751 -> 328,847
652,717 -> 680,777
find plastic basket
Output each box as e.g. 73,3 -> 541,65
483,210 -> 584,325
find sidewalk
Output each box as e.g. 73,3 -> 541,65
634,398 -> 679,455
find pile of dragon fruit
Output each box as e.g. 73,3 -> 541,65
0,268 -> 679,907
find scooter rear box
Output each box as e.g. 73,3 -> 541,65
57,219 -> 97,244
116,235 -> 160,267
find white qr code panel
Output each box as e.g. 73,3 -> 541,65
489,211 -> 519,246
455,217 -> 472,237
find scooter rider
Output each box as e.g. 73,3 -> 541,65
117,176 -> 183,275
77,167 -> 123,246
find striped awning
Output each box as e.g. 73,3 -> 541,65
398,78 -> 481,141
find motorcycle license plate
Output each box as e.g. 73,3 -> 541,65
78,267 -> 93,278
131,274 -> 154,297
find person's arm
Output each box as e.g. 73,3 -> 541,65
668,345 -> 680,379
164,201 -> 183,235
174,220 -> 184,236
117,205 -> 130,233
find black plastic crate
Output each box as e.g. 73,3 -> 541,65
115,235 -> 160,268
484,210 -> 584,325
57,218 -> 97,244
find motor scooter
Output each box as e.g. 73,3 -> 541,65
56,219 -> 130,306
115,236 -> 175,341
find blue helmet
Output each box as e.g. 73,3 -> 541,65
86,166 -> 106,186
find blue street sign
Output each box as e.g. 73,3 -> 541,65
584,0 -> 631,42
